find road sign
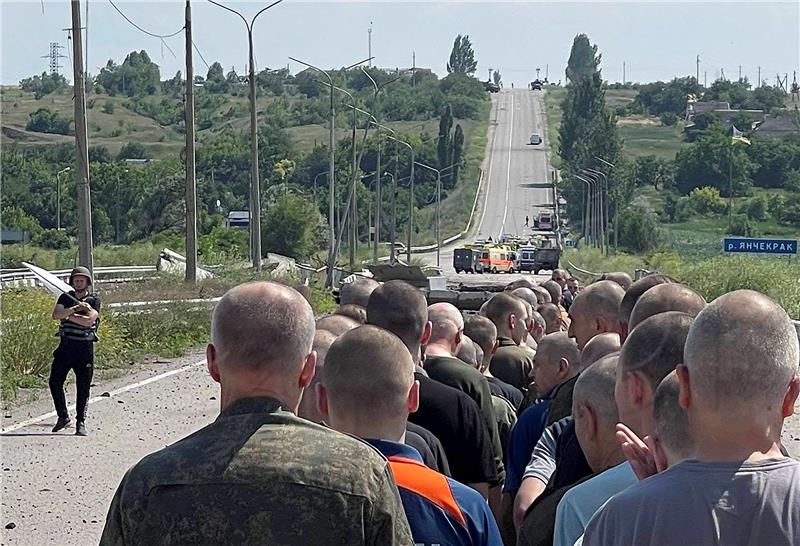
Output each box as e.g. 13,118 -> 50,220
723,237 -> 797,255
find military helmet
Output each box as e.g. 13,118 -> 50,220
69,266 -> 93,286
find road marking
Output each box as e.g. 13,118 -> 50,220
499,91 -> 515,238
0,359 -> 207,434
477,92 -> 503,237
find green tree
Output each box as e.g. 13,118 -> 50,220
688,186 -> 727,215
447,35 -> 478,75
745,195 -> 769,221
616,205 -> 660,253
117,141 -> 151,160
19,72 -> 69,99
96,50 -> 161,96
565,34 -> 600,83
205,62 -> 229,94
727,214 -> 759,237
26,108 -> 72,135
633,155 -> 673,190
675,130 -> 755,196
437,104 -> 453,170
263,192 -> 323,259
448,124 -> 465,190
633,77 -> 701,116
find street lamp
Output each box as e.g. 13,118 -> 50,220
581,169 -> 604,250
312,171 -> 328,207
209,0 -> 285,271
385,134 -> 414,264
594,157 -> 616,252
585,167 -> 609,255
574,174 -> 594,245
56,167 -> 70,231
413,161 -> 459,267
289,56 -> 372,287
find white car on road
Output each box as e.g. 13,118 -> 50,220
529,133 -> 542,145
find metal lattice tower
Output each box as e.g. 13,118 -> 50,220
41,42 -> 67,75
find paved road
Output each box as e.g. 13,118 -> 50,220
418,88 -> 555,286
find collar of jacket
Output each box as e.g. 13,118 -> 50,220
219,396 -> 284,417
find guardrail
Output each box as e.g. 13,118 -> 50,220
0,266 -> 159,290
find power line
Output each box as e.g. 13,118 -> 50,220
192,40 -> 211,70
108,0 -> 184,38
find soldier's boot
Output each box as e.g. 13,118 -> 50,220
75,421 -> 87,436
52,417 -> 71,432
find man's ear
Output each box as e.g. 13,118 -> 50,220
454,327 -> 463,348
420,321 -> 433,347
207,344 -> 221,383
558,357 -> 570,379
649,433 -> 670,473
580,403 -> 599,442
491,340 -> 499,355
596,317 -> 608,334
299,351 -> 317,390
508,313 -> 517,332
619,321 -> 629,343
628,370 -> 648,408
676,364 -> 692,411
780,375 -> 800,419
316,383 -> 329,420
408,380 -> 421,414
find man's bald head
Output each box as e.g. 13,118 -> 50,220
537,303 -> 562,334
573,354 -> 621,473
536,332 -> 582,371
653,370 -> 694,462
211,281 -> 315,372
684,290 -> 800,411
505,278 -> 536,291
486,292 -> 528,344
321,325 -> 416,424
620,274 -> 677,325
532,286 -> 552,304
628,284 -> 706,331
335,304 -> 367,324
427,302 -> 465,346
339,277 -> 380,307
513,287 -> 539,308
316,314 -> 360,336
568,280 -> 625,350
581,332 -> 621,368
541,280 -> 563,306
603,272 -> 633,291
457,336 -> 479,369
464,315 -> 498,357
297,329 -> 338,422
366,280 -> 428,356
620,311 -> 694,391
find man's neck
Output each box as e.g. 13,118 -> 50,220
219,386 -> 297,414
598,446 -> 627,471
691,415 -> 786,462
424,342 -> 453,358
497,331 -> 516,344
74,289 -> 88,298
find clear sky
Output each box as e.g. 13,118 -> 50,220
1,1 -> 798,87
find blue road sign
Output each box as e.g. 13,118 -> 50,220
723,237 -> 798,255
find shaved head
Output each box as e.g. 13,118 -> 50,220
603,272 -> 633,290
505,278 -> 536,291
628,284 -> 706,331
339,277 -> 380,307
457,336 -> 479,369
620,312 -> 694,391
322,325 -> 415,423
316,314 -> 360,336
297,329 -> 338,422
486,292 -> 528,344
541,280 -> 563,305
573,354 -> 621,472
464,315 -> 498,356
653,371 -> 693,460
532,286 -> 552,304
620,274 -> 678,324
536,332 -> 582,371
684,290 -> 799,410
537,303 -> 562,334
581,332 -> 621,368
335,304 -> 367,324
366,280 -> 427,355
211,281 -> 315,372
531,332 -> 581,397
568,280 -> 625,350
513,287 -> 539,308
427,302 -> 465,345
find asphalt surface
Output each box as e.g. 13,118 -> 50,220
417,88 -> 555,286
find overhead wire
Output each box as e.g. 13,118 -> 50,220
107,0 -> 184,38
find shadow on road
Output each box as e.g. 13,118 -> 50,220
518,183 -> 553,189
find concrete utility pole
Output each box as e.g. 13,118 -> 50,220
210,0 -> 284,271
696,55 -> 700,83
758,66 -> 761,87
71,0 -> 93,271
368,21 -> 373,66
184,0 -> 198,283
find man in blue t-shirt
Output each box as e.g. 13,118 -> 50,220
319,325 -> 502,546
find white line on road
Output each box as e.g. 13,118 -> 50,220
499,91 -> 515,238
477,93 -> 503,237
0,359 -> 207,434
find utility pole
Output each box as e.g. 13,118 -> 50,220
184,0 -> 197,283
720,68 -> 726,81
545,63 -> 548,82
696,55 -> 700,83
622,61 -> 626,85
738,65 -> 742,81
70,0 -> 93,271
85,0 -> 89,89
368,21 -> 373,67
758,66 -> 761,87
704,71 -> 707,88
373,128 -> 381,263
390,138 -> 398,265
412,51 -> 416,87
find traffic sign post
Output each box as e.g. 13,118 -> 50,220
723,237 -> 798,255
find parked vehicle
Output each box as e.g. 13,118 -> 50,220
453,248 -> 483,274
536,211 -> 553,230
516,245 -> 560,274
530,79 -> 543,90
479,247 -> 515,274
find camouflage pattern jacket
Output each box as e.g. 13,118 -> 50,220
100,396 -> 414,545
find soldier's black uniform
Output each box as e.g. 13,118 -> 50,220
49,268 -> 100,435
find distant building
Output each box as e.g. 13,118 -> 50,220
124,158 -> 153,167
708,108 -> 765,128
753,114 -> 800,138
685,100 -> 730,120
226,211 -> 249,229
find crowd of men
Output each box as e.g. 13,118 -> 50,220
99,267 -> 800,545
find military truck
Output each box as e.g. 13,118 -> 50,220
516,245 -> 561,274
453,248 -> 484,274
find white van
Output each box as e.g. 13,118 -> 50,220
529,133 -> 542,145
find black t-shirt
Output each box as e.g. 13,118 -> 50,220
517,473 -> 596,546
487,376 -> 524,409
409,372 -> 498,486
549,419 -> 592,490
406,422 -> 451,477
546,374 -> 578,426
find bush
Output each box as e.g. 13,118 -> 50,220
688,186 -> 727,215
117,141 -> 150,160
785,169 -> 800,193
616,205 -> 661,253
745,195 -> 769,221
35,228 -> 70,249
727,214 -> 759,237
660,112 -> 678,126
25,108 -> 72,135
103,100 -> 115,114
263,192 -> 324,260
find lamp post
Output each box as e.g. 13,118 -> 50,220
312,171 -> 328,208
413,161 -> 459,267
289,56 -> 371,287
209,0 -> 285,271
385,134 -> 414,263
581,169 -> 604,250
574,174 -> 594,246
594,157 -> 616,252
585,167 -> 609,255
56,167 -> 70,231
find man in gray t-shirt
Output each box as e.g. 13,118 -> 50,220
584,290 -> 800,546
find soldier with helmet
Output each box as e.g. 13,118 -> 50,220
49,266 -> 101,436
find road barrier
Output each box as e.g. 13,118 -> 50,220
0,266 -> 159,290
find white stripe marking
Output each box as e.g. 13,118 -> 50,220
1,359 -> 207,434
499,91 -> 515,238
